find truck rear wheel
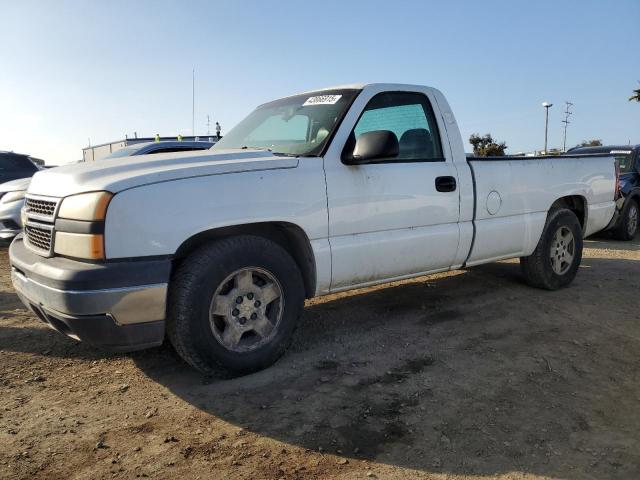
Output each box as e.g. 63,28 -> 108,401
520,208 -> 583,290
167,235 -> 305,375
612,199 -> 638,241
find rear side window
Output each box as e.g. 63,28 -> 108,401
611,151 -> 634,173
350,92 -> 444,162
0,154 -> 38,173
615,155 -> 632,173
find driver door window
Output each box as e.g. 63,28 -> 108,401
347,92 -> 444,162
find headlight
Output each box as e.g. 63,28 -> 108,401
58,191 -> 113,221
54,191 -> 113,259
1,190 -> 26,204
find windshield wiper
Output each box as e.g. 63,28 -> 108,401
239,146 -> 299,157
240,146 -> 271,151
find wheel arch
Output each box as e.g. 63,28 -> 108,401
550,195 -> 587,232
172,222 -> 317,299
625,188 -> 640,204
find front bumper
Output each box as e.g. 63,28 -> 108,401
9,235 -> 171,351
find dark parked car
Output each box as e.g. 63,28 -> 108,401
0,151 -> 40,184
105,140 -> 215,159
567,145 -> 640,240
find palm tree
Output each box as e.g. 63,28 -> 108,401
630,82 -> 640,102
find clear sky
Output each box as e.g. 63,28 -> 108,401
1,0 -> 638,164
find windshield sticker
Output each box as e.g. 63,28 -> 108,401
610,150 -> 632,155
303,95 -> 342,106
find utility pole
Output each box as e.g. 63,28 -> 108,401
561,101 -> 573,152
542,102 -> 553,153
192,68 -> 195,137
206,115 -> 211,135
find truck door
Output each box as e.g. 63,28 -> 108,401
323,91 -> 461,290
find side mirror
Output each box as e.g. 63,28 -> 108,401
344,130 -> 399,165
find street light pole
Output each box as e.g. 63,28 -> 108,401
542,102 -> 553,154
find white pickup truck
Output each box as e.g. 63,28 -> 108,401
10,83 -> 617,374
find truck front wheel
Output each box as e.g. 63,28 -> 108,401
167,235 -> 305,375
520,208 -> 583,290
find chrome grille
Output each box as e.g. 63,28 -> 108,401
25,197 -> 58,218
24,224 -> 53,253
23,195 -> 60,256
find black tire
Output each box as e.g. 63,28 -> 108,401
167,235 -> 305,375
520,208 -> 583,291
612,199 -> 639,241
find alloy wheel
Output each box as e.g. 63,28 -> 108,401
549,226 -> 575,275
209,267 -> 284,352
628,204 -> 638,237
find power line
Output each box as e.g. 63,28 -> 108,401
561,101 -> 573,152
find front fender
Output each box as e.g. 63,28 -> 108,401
104,161 -> 327,260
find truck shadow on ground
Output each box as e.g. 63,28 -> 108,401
133,254 -> 640,479
0,322 -> 128,360
585,232 -> 640,251
1,242 -> 637,478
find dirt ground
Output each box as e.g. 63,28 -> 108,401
1,235 -> 639,480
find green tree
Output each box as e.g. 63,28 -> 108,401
630,83 -> 640,102
469,133 -> 507,156
578,139 -> 603,147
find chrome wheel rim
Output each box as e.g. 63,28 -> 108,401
209,267 -> 284,353
628,204 -> 638,236
549,226 -> 575,275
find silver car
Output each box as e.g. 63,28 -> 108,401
0,177 -> 31,240
0,141 -> 216,241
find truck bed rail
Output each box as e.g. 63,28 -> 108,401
467,153 -> 613,161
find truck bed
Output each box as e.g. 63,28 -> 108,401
464,154 -> 617,266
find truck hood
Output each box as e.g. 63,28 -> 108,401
28,149 -> 299,198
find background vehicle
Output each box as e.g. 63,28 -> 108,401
566,145 -> 639,240
0,177 -> 31,240
0,152 -> 44,241
0,151 -> 40,183
10,83 -> 617,375
104,140 -> 215,159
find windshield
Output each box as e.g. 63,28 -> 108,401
212,89 -> 360,156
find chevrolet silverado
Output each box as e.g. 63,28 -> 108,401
10,84 -> 617,374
